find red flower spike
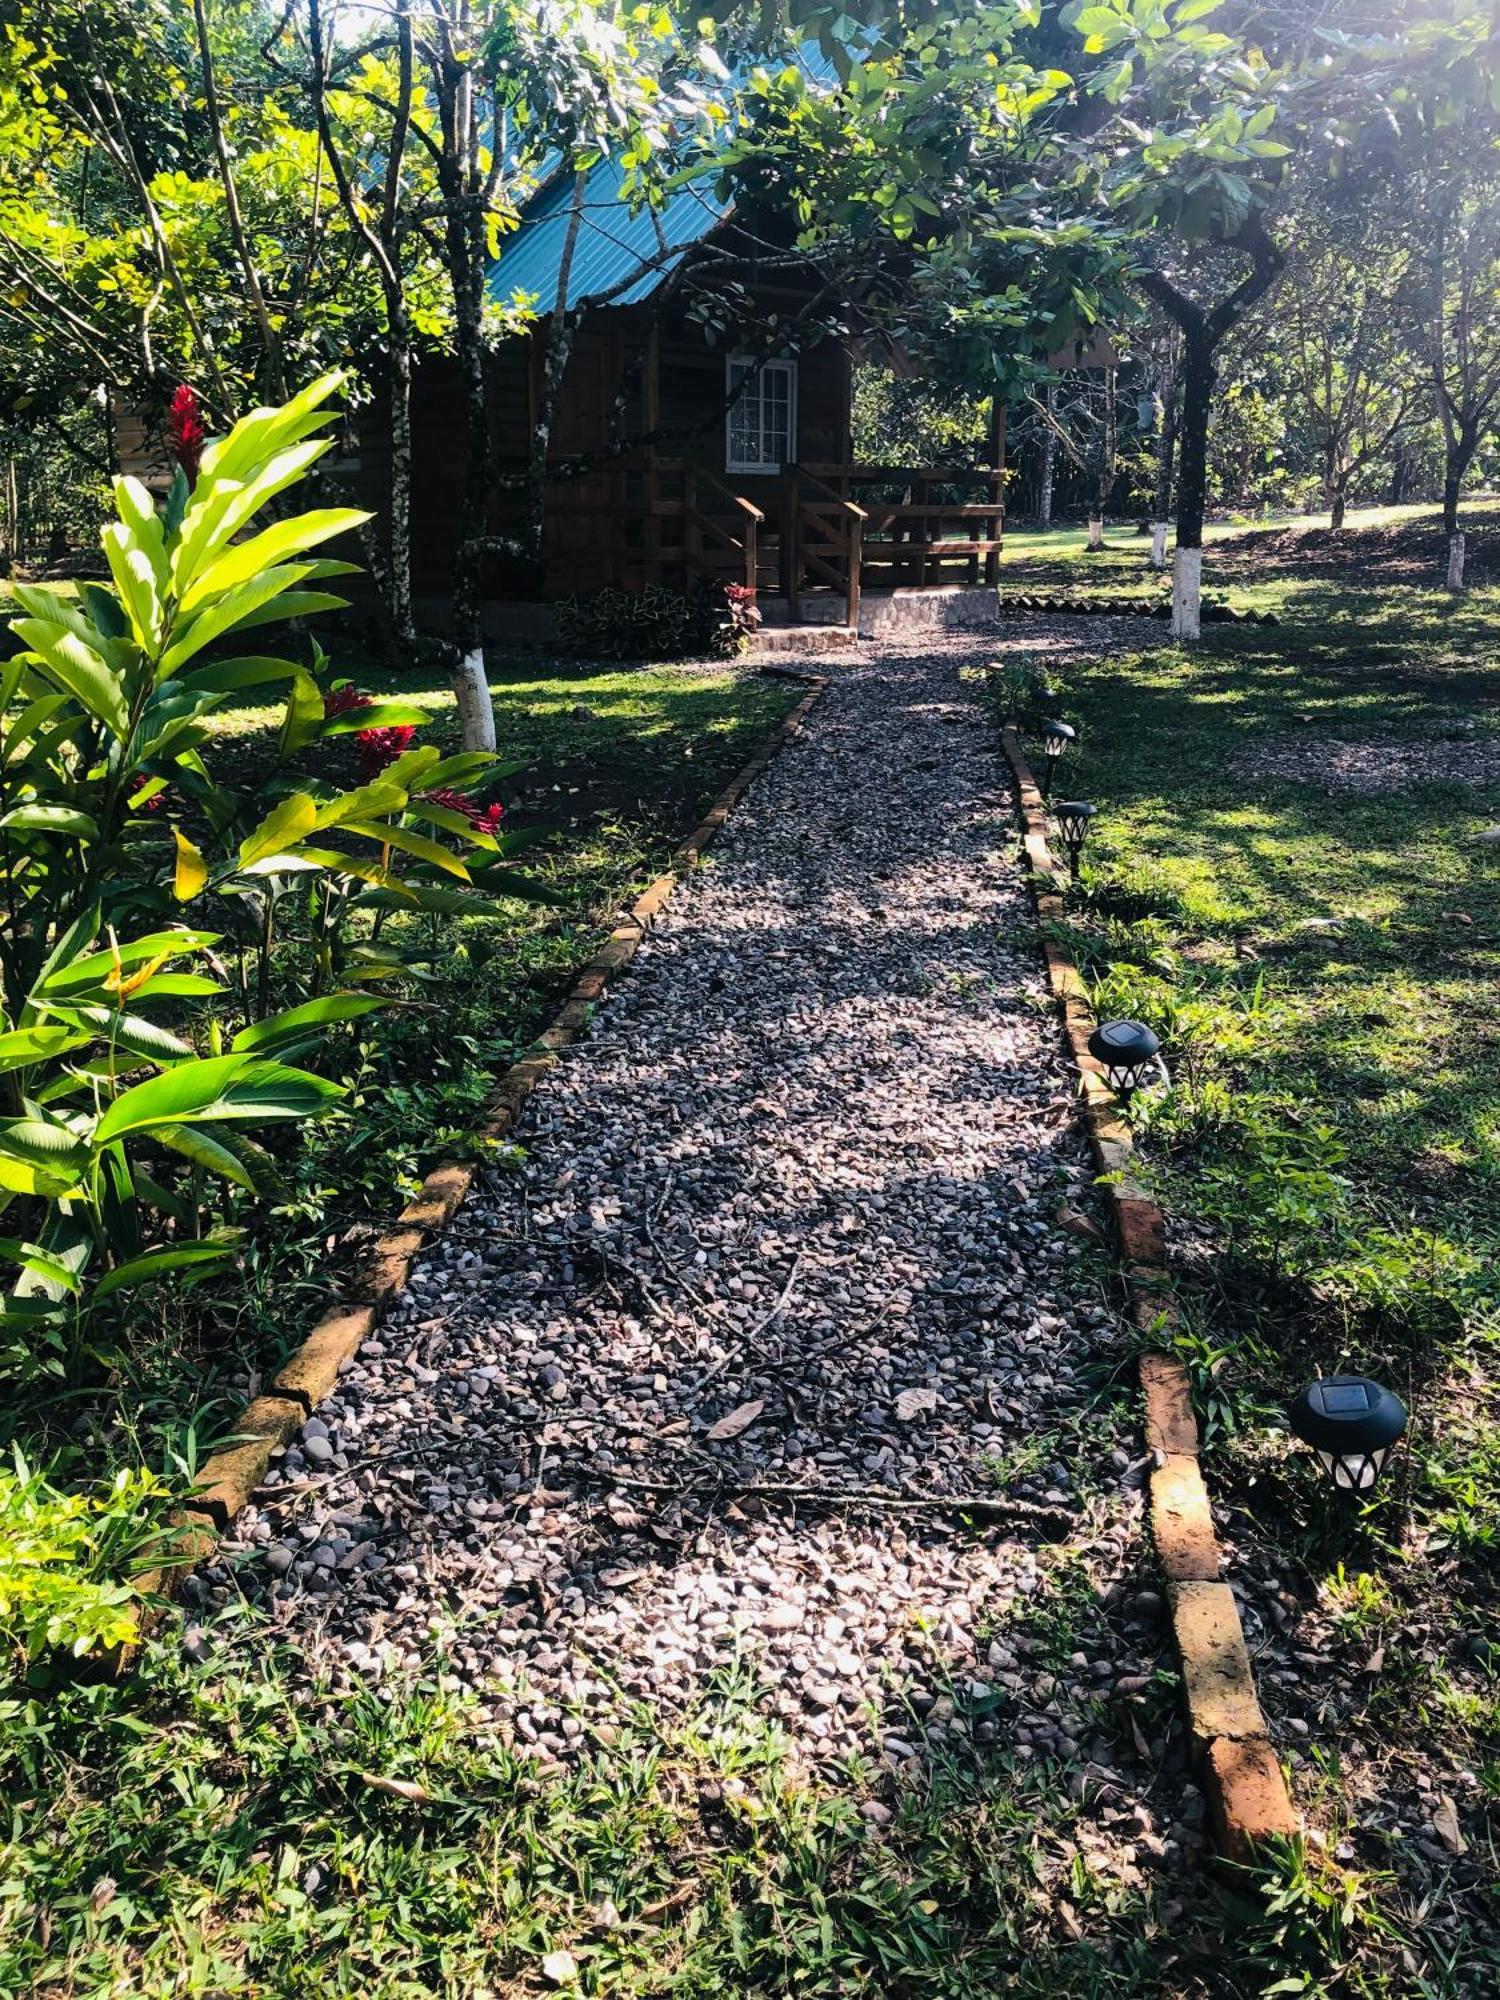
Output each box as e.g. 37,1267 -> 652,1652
166,385 -> 205,488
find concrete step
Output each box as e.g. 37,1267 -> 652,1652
752,624 -> 859,655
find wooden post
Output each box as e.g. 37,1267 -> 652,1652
787,466 -> 802,623
684,463 -> 701,584
987,400 -> 1007,585
845,508 -> 862,633
743,511 -> 758,597
643,323 -> 661,587
916,473 -> 930,588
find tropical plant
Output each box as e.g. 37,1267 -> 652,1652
0,371 -> 524,1378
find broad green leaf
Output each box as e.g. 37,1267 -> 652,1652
158,1121 -> 282,1194
0,1118 -> 87,1195
2,691 -> 70,762
102,523 -> 163,651
0,1237 -> 82,1290
231,992 -> 387,1053
237,793 -> 319,870
343,820 -> 471,879
94,1239 -> 241,1299
0,1026 -> 87,1074
95,1054 -> 343,1141
182,654 -> 306,694
11,621 -> 130,735
310,780 -> 408,829
51,1005 -> 193,1062
173,828 -> 209,902
413,802 -> 500,850
0,804 -> 100,840
39,931 -> 218,996
319,700 -> 428,736
112,474 -> 169,584
279,669 -> 325,758
159,565 -> 316,674
182,508 -> 370,612
219,590 -> 349,635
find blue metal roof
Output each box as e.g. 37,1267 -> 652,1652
488,157 -> 731,315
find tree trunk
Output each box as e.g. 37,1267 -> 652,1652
1329,482 -> 1347,532
1387,451 -> 1410,506
434,23 -> 500,752
1150,369 -> 1177,569
1140,219 -> 1285,645
1442,428 -> 1478,588
1038,383 -> 1055,526
1171,334 -> 1215,641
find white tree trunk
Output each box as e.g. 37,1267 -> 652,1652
1087,516 -> 1104,550
1171,547 -> 1202,642
1447,531 -> 1466,591
451,647 -> 496,751
1149,521 -> 1168,569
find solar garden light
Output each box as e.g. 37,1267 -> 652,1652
1052,800 -> 1096,883
1287,1375 -> 1408,1495
1086,1018 -> 1163,1102
1040,718 -> 1075,798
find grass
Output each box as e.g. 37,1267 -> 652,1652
0,1587 -> 1369,1998
993,502 -> 1500,1986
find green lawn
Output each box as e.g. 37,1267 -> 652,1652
993,506 -> 1500,1987
998,496 -> 1500,618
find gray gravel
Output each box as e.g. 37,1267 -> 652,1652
194,635 -> 1187,1839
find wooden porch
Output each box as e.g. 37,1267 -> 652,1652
609,458 -> 1005,629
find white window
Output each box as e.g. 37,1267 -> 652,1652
726,356 -> 797,474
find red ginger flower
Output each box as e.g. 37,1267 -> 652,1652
166,384 -> 205,488
324,685 -> 416,779
356,724 -> 416,779
429,785 -> 503,834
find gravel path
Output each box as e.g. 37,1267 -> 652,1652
196,635 -> 1190,1846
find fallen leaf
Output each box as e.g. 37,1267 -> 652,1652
542,1948 -> 580,1985
895,1386 -> 939,1422
1360,1646 -> 1385,1676
706,1398 -> 764,1441
598,1565 -> 645,1589
1432,1796 -> 1467,1855
89,1876 -> 116,1916
359,1772 -> 433,1803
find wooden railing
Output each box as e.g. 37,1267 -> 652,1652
795,463 -> 1002,595
786,464 -> 867,630
652,457 -> 763,596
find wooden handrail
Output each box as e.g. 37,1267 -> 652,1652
789,462 -> 867,521
800,460 -> 1001,486
691,463 -> 765,523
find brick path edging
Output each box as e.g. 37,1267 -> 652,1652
997,720 -> 1299,1869
122,666 -> 829,1658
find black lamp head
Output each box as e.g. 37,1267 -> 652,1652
1288,1375 -> 1407,1493
1054,800 -> 1096,853
1087,1018 -> 1162,1097
1042,718 -> 1077,760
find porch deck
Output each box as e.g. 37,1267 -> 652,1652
626,459 -> 1005,630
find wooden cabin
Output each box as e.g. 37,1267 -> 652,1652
379,162 -> 1006,634
115,158 -> 1022,634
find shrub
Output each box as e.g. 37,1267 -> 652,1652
0,1451 -> 173,1664
556,579 -> 758,661
0,374 -> 536,1384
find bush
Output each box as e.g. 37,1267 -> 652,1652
0,1452 -> 172,1664
556,580 -> 759,662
